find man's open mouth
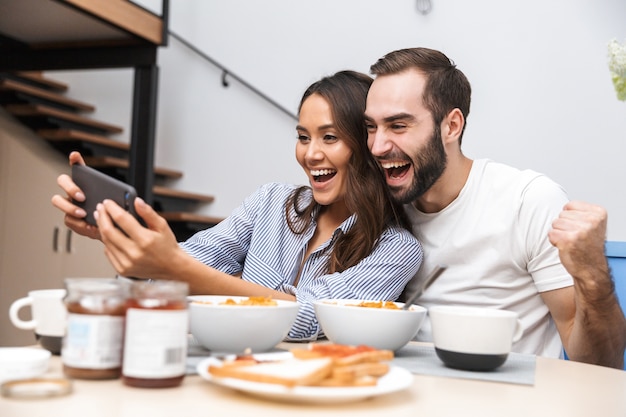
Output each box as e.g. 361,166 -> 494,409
381,161 -> 411,179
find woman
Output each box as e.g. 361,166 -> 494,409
52,71 -> 423,340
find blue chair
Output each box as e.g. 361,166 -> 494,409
606,241 -> 626,369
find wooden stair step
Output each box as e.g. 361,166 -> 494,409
5,103 -> 123,134
0,78 -> 95,112
84,155 -> 183,180
37,128 -> 128,159
153,185 -> 215,203
159,212 -> 223,225
160,212 -> 224,241
10,71 -> 69,92
38,128 -> 128,150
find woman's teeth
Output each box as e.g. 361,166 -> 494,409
311,169 -> 336,176
311,169 -> 336,182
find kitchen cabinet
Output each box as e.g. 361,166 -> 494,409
0,109 -> 115,347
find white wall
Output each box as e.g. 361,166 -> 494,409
49,0 -> 626,240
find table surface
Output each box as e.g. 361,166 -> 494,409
1,342 -> 625,417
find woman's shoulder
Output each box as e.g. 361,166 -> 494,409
243,183 -> 312,213
250,182 -> 308,200
257,182 -> 305,193
372,226 -> 423,267
380,225 -> 422,246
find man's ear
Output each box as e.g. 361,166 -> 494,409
442,108 -> 464,144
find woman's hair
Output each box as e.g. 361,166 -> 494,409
286,70 -> 409,273
370,47 -> 472,144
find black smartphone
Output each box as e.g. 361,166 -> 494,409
71,164 -> 138,226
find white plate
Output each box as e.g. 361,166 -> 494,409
196,356 -> 413,404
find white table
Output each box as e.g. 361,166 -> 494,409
1,343 -> 625,417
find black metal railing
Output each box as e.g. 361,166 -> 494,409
168,31 -> 298,121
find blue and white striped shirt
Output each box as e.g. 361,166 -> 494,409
180,182 -> 423,340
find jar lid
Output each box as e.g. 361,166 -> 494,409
0,347 -> 51,383
1,377 -> 73,399
130,280 -> 189,300
65,277 -> 128,293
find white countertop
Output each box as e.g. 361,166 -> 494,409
1,342 -> 625,417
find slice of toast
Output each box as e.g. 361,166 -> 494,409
208,344 -> 394,388
291,344 -> 394,366
289,344 -> 394,386
315,374 -> 378,387
331,361 -> 390,381
209,357 -> 333,388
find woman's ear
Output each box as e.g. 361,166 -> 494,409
442,108 -> 464,144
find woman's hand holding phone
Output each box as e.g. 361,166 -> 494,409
52,151 -> 183,280
51,152 -> 101,240
95,195 -> 182,280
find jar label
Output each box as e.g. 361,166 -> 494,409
122,308 -> 189,378
62,313 -> 124,369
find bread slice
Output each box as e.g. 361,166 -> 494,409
331,361 -> 390,381
209,357 -> 333,388
291,344 -> 394,366
315,375 -> 378,387
208,344 -> 394,388
333,350 -> 394,366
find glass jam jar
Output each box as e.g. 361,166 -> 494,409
62,278 -> 129,380
122,280 -> 189,388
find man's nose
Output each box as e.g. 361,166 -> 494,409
368,130 -> 392,157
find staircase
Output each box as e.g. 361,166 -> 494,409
0,70 -> 223,241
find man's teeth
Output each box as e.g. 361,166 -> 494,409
381,161 -> 410,169
311,169 -> 336,176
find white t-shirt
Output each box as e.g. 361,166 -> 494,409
404,159 -> 573,358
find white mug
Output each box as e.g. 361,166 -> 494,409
429,305 -> 524,371
9,289 -> 67,354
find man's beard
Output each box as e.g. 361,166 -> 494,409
391,126 -> 447,204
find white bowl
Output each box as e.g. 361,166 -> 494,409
313,299 -> 427,351
0,348 -> 51,383
188,295 -> 300,353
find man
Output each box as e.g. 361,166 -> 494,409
364,47 -> 626,368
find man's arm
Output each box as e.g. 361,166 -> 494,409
546,201 -> 626,369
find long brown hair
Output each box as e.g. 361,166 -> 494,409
286,70 -> 409,273
370,47 -> 472,144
